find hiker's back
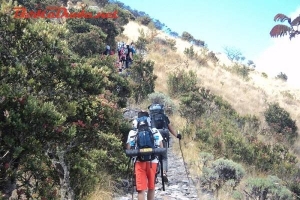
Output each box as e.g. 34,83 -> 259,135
148,104 -> 170,146
149,104 -> 169,130
134,111 -> 161,162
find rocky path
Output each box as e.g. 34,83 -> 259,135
113,137 -> 215,200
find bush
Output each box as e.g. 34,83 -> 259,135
261,72 -> 268,78
128,56 -> 157,103
167,70 -> 198,97
201,158 -> 245,197
180,91 -> 205,124
181,31 -> 194,42
276,72 -> 288,81
264,103 -> 298,142
207,51 -> 219,64
184,45 -> 196,59
136,16 -> 152,26
230,63 -> 250,80
147,92 -> 176,115
244,176 -> 294,200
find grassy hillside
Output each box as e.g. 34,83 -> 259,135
122,20 -> 300,152
120,21 -> 300,199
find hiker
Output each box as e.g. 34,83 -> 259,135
126,111 -> 163,200
125,44 -> 133,69
130,42 -> 136,54
148,104 -> 181,183
104,45 -> 111,55
118,42 -> 128,68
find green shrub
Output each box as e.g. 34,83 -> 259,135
261,72 -> 268,78
135,29 -> 150,53
184,45 -> 196,59
128,56 -> 157,103
230,63 -> 251,80
207,51 -> 219,64
180,91 -> 205,123
167,70 -> 198,97
201,158 -> 245,197
276,72 -> 288,81
136,16 -> 152,26
165,37 -> 177,51
264,103 -> 298,142
147,92 -> 176,115
244,176 -> 294,200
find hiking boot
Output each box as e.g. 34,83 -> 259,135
163,173 -> 168,183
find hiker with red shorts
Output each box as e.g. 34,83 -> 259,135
126,113 -> 163,200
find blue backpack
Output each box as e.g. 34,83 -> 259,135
135,114 -> 156,161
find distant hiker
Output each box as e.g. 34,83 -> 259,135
104,45 -> 111,55
148,104 -> 181,183
118,42 -> 128,68
130,42 -> 136,54
126,111 -> 163,200
126,44 -> 133,69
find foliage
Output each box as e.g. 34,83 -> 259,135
0,0 -> 130,199
147,92 -> 176,115
167,70 -> 198,97
264,103 -> 298,142
224,46 -> 245,62
181,31 -> 194,42
276,72 -> 288,81
261,72 -> 268,78
135,28 -> 150,53
200,158 -> 245,197
230,63 -> 251,80
127,56 -> 157,103
207,51 -> 219,64
244,176 -> 294,200
179,91 -> 206,124
193,38 -> 205,47
184,45 -> 196,59
137,15 -> 152,26
270,13 -> 300,39
165,37 -> 177,51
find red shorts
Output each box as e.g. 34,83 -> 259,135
135,162 -> 157,191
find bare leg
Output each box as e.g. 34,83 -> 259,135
137,190 -> 146,200
147,189 -> 155,200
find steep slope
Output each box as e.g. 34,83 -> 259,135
122,21 -> 300,155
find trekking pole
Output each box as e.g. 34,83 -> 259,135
178,131 -> 190,182
160,155 -> 165,191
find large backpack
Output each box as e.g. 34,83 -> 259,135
135,112 -> 156,162
149,104 -> 170,146
149,104 -> 168,130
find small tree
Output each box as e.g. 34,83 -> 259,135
264,103 -> 298,141
224,46 -> 244,62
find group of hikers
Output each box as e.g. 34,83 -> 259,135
103,41 -> 136,73
125,104 -> 182,200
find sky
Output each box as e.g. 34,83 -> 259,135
119,0 -> 300,88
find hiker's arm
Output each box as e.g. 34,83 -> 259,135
130,52 -> 133,60
126,143 -> 131,150
168,124 -> 177,137
159,141 -> 163,148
